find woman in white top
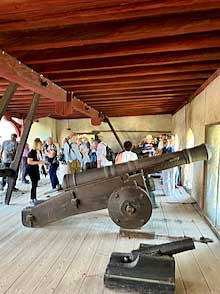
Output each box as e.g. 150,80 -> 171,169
115,141 -> 138,164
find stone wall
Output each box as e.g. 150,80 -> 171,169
172,74 -> 220,208
56,114 -> 172,152
28,117 -> 57,146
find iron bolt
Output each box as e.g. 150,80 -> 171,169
123,256 -> 131,263
26,214 -> 33,224
71,198 -> 80,208
115,192 -> 119,198
125,205 -> 135,215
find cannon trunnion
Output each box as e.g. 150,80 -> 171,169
22,144 -> 209,229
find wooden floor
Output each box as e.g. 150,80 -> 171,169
0,178 -> 220,294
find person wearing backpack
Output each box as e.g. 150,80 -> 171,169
97,136 -> 113,168
63,132 -> 82,173
0,133 -> 18,191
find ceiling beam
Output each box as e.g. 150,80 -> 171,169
61,79 -> 204,90
0,50 -> 66,102
78,92 -> 193,99
7,94 -> 188,104
0,51 -> 104,122
45,62 -> 220,81
88,102 -> 183,107
53,72 -> 211,86
34,48 -> 220,73
1,0 -> 220,31
13,32 -> 220,64
0,71 -> 211,87
82,97 -> 186,103
188,67 -> 220,103
2,10 -> 220,51
0,75 -> 207,92
74,86 -> 198,94
173,66 -> 220,114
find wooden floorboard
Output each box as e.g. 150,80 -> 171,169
0,178 -> 219,293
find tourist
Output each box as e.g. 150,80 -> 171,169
89,140 -> 98,168
97,136 -> 113,168
141,135 -> 154,157
63,132 -> 82,173
115,140 -> 138,164
0,133 -> 18,191
44,137 -> 59,191
161,139 -> 175,196
27,138 -> 45,205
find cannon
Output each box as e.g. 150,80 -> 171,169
22,144 -> 210,228
104,238 -> 195,293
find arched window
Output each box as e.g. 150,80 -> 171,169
186,128 -> 194,148
174,134 -> 180,151
184,129 -> 195,191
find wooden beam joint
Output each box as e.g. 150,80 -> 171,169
0,51 -> 105,122
55,90 -> 105,125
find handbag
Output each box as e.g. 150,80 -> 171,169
68,160 -> 81,174
66,140 -> 81,173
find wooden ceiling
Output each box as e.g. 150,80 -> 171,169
1,0 -> 220,119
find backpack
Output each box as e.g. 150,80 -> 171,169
58,148 -> 65,162
105,145 -> 115,163
90,151 -> 97,163
4,141 -> 17,162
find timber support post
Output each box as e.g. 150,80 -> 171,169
104,116 -> 123,150
0,82 -> 18,120
5,93 -> 40,205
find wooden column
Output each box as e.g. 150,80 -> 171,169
0,82 -> 18,120
104,116 -> 123,150
5,93 -> 40,205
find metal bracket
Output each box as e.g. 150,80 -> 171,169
71,192 -> 80,208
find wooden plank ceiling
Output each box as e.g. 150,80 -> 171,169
1,0 -> 220,119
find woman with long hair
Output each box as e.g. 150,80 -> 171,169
27,138 -> 45,205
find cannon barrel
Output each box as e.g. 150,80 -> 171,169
64,144 -> 210,188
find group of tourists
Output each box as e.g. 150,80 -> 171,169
0,133 -> 118,205
0,131 -> 178,205
138,133 -> 179,196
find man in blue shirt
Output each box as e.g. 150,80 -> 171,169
162,139 -> 175,154
161,139 -> 175,196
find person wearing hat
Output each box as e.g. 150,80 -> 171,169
0,133 -> 18,191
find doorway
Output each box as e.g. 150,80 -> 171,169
184,129 -> 195,191
204,124 -> 220,230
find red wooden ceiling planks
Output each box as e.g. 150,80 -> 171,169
12,32 -> 220,64
1,0 -> 220,31
0,0 -> 220,119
